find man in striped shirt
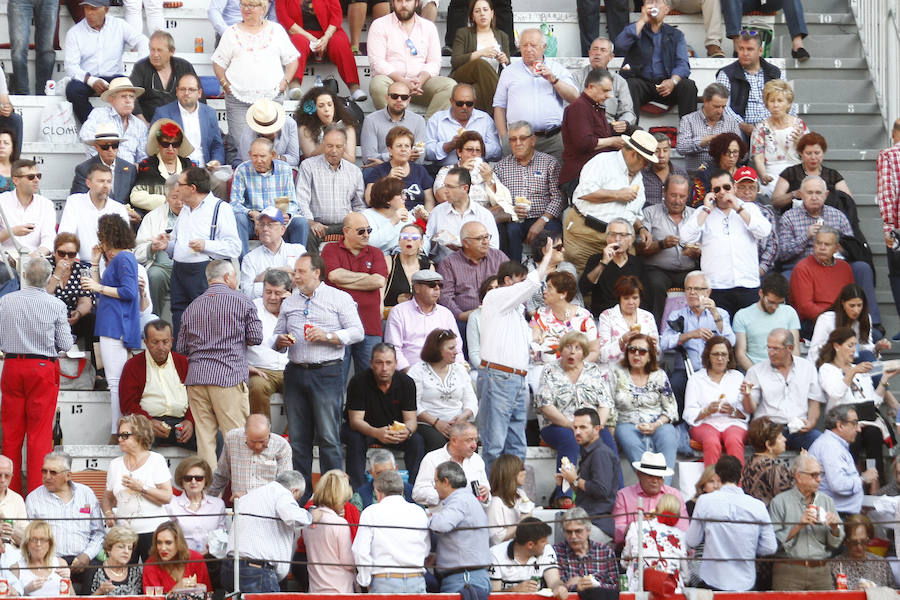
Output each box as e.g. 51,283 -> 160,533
177,260 -> 263,470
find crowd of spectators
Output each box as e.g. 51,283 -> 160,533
1,0 -> 900,593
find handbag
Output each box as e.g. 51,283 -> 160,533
641,526 -> 679,597
59,357 -> 96,391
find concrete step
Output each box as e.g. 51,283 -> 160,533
808,125 -> 886,149
775,34 -> 863,58
792,78 -> 876,102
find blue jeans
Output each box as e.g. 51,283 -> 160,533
65,75 -> 122,123
342,422 -> 424,489
476,368 -> 527,473
234,209 -> 310,258
284,361 -> 344,503
615,422 -> 678,483
502,217 -> 562,262
785,426 -> 821,450
342,333 -> 381,385
440,569 -> 490,597
8,0 -> 57,95
370,574 -> 426,593
723,0 -> 807,38
221,560 -> 280,593
541,425 -> 623,495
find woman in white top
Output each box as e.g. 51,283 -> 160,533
12,520 -> 72,597
211,0 -> 300,148
596,275 -> 658,368
807,283 -> 890,366
102,414 -> 174,561
683,336 -> 749,467
816,326 -> 899,483
486,454 -> 534,546
363,176 -> 414,253
408,328 -> 477,453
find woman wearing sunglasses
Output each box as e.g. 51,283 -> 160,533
46,233 -> 95,349
610,333 -> 679,481
130,120 -> 195,217
102,414 -> 174,562
364,175 -> 417,253
383,223 -> 433,307
449,0 -> 510,112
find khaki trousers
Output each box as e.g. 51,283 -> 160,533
562,207 -> 609,276
771,563 -> 833,591
671,0 -> 725,47
248,368 -> 285,419
187,382 -> 250,470
370,74 -> 456,118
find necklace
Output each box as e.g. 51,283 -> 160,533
105,563 -> 127,578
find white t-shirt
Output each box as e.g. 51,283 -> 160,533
488,540 -> 558,590
106,452 -> 172,533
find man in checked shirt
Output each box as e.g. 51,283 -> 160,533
552,507 -> 619,592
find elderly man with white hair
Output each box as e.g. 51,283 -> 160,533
351,448 -> 414,510
79,77 -> 149,165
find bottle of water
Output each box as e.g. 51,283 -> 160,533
315,75 -> 323,88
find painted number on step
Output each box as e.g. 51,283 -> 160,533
85,458 -> 99,469
834,59 -> 842,68
29,156 -> 44,164
166,19 -> 178,28
819,13 -> 833,22
847,104 -> 855,113
801,103 -> 810,113
860,150 -> 867,159
71,404 -> 83,414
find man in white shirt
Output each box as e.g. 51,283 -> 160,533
478,242 -> 553,472
742,328 -> 824,450
565,131 -> 658,274
681,168 -> 772,319
240,207 -> 305,299
0,160 -> 56,257
149,167 -> 241,339
413,421 -> 490,507
489,517 -> 568,599
153,73 -> 225,168
58,163 -> 130,262
248,269 -> 292,418
426,84 -> 502,166
79,77 -> 149,165
426,167 -> 499,255
0,456 -> 25,546
353,470 -> 430,593
135,177 -> 181,322
63,0 -> 149,123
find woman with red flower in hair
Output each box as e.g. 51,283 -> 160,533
130,119 -> 195,217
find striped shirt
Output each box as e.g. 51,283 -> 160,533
273,282 -> 364,364
208,428 -> 292,498
176,283 -> 263,387
294,155 -> 365,224
230,160 -> 299,214
25,482 -> 105,559
0,286 -> 72,355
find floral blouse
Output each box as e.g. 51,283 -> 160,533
530,305 -> 597,363
622,518 -> 689,593
750,117 -> 808,169
609,365 -> 678,426
536,360 -> 613,429
596,305 -> 659,366
830,551 -> 894,590
741,453 -> 792,506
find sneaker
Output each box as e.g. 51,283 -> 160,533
288,85 -> 304,101
351,88 -> 368,102
441,45 -> 452,56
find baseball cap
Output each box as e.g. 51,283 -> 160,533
258,206 -> 285,224
734,166 -> 759,183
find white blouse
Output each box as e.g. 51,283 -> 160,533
818,362 -> 882,413
485,490 -> 535,546
596,305 -> 659,366
408,361 -> 478,421
807,311 -> 876,367
682,368 -> 748,431
106,452 -> 172,533
211,22 -> 300,103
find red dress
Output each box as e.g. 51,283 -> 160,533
142,550 -> 212,592
275,0 -> 360,86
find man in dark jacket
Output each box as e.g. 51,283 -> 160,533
614,0 -> 698,122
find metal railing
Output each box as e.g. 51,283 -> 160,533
851,0 -> 900,132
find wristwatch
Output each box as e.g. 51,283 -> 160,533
326,332 -> 334,341
540,215 -> 551,223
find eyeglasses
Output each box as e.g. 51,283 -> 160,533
685,286 -> 709,293
437,329 -> 455,339
421,281 -> 444,289
56,250 -> 78,259
303,296 -> 311,317
508,135 -> 533,143
563,528 -> 587,536
847,539 -> 870,547
97,143 -> 120,151
712,184 -> 733,193
724,149 -> 741,156
14,172 -> 41,180
399,233 -> 422,241
41,468 -> 68,476
606,231 -> 632,239
240,2 -> 262,7
388,93 -> 411,101
453,100 -> 475,108
627,346 -> 650,355
465,234 -> 492,242
405,38 -> 418,56
117,432 -> 134,440
29,538 -> 50,544
355,227 -> 373,236
709,352 -> 729,358
183,474 -> 205,482
800,470 -> 823,479
176,87 -> 199,93
159,140 -> 182,148
460,146 -> 482,154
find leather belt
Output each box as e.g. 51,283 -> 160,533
438,566 -> 489,579
372,572 -> 424,579
782,559 -> 827,568
292,358 -> 342,369
534,126 -> 561,137
238,559 -> 275,570
480,360 -> 527,377
6,353 -> 56,362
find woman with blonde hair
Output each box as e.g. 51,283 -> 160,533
302,469 -> 356,592
486,454 -> 535,545
12,520 -> 73,596
90,526 -> 142,595
750,80 -> 808,196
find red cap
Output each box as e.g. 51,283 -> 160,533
734,166 -> 758,182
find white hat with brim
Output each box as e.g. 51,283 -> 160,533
622,130 -> 660,163
245,98 -> 286,135
632,451 -> 674,477
100,77 -> 145,102
83,122 -> 126,145
146,119 -> 195,158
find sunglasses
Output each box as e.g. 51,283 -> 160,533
56,250 -> 78,259
626,346 -> 650,356
97,143 -> 120,151
740,29 -> 760,36
159,140 -> 182,148
405,38 -> 418,56
388,93 -> 411,101
355,227 -> 373,236
454,100 -> 475,108
14,172 -> 41,180
117,432 -> 134,440
183,474 -> 205,482
712,184 -> 732,193
399,233 -> 422,241
421,281 -> 444,288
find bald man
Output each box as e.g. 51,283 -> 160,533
322,212 -> 389,382
208,413 -> 293,499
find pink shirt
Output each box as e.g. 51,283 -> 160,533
613,483 -> 689,545
366,12 -> 441,78
302,507 -> 356,593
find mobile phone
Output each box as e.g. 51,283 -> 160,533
471,481 -> 480,496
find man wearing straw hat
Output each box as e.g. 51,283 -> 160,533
235,98 -> 300,168
612,450 -> 688,546
564,130 -> 658,275
79,77 -> 149,165
71,123 -> 137,204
